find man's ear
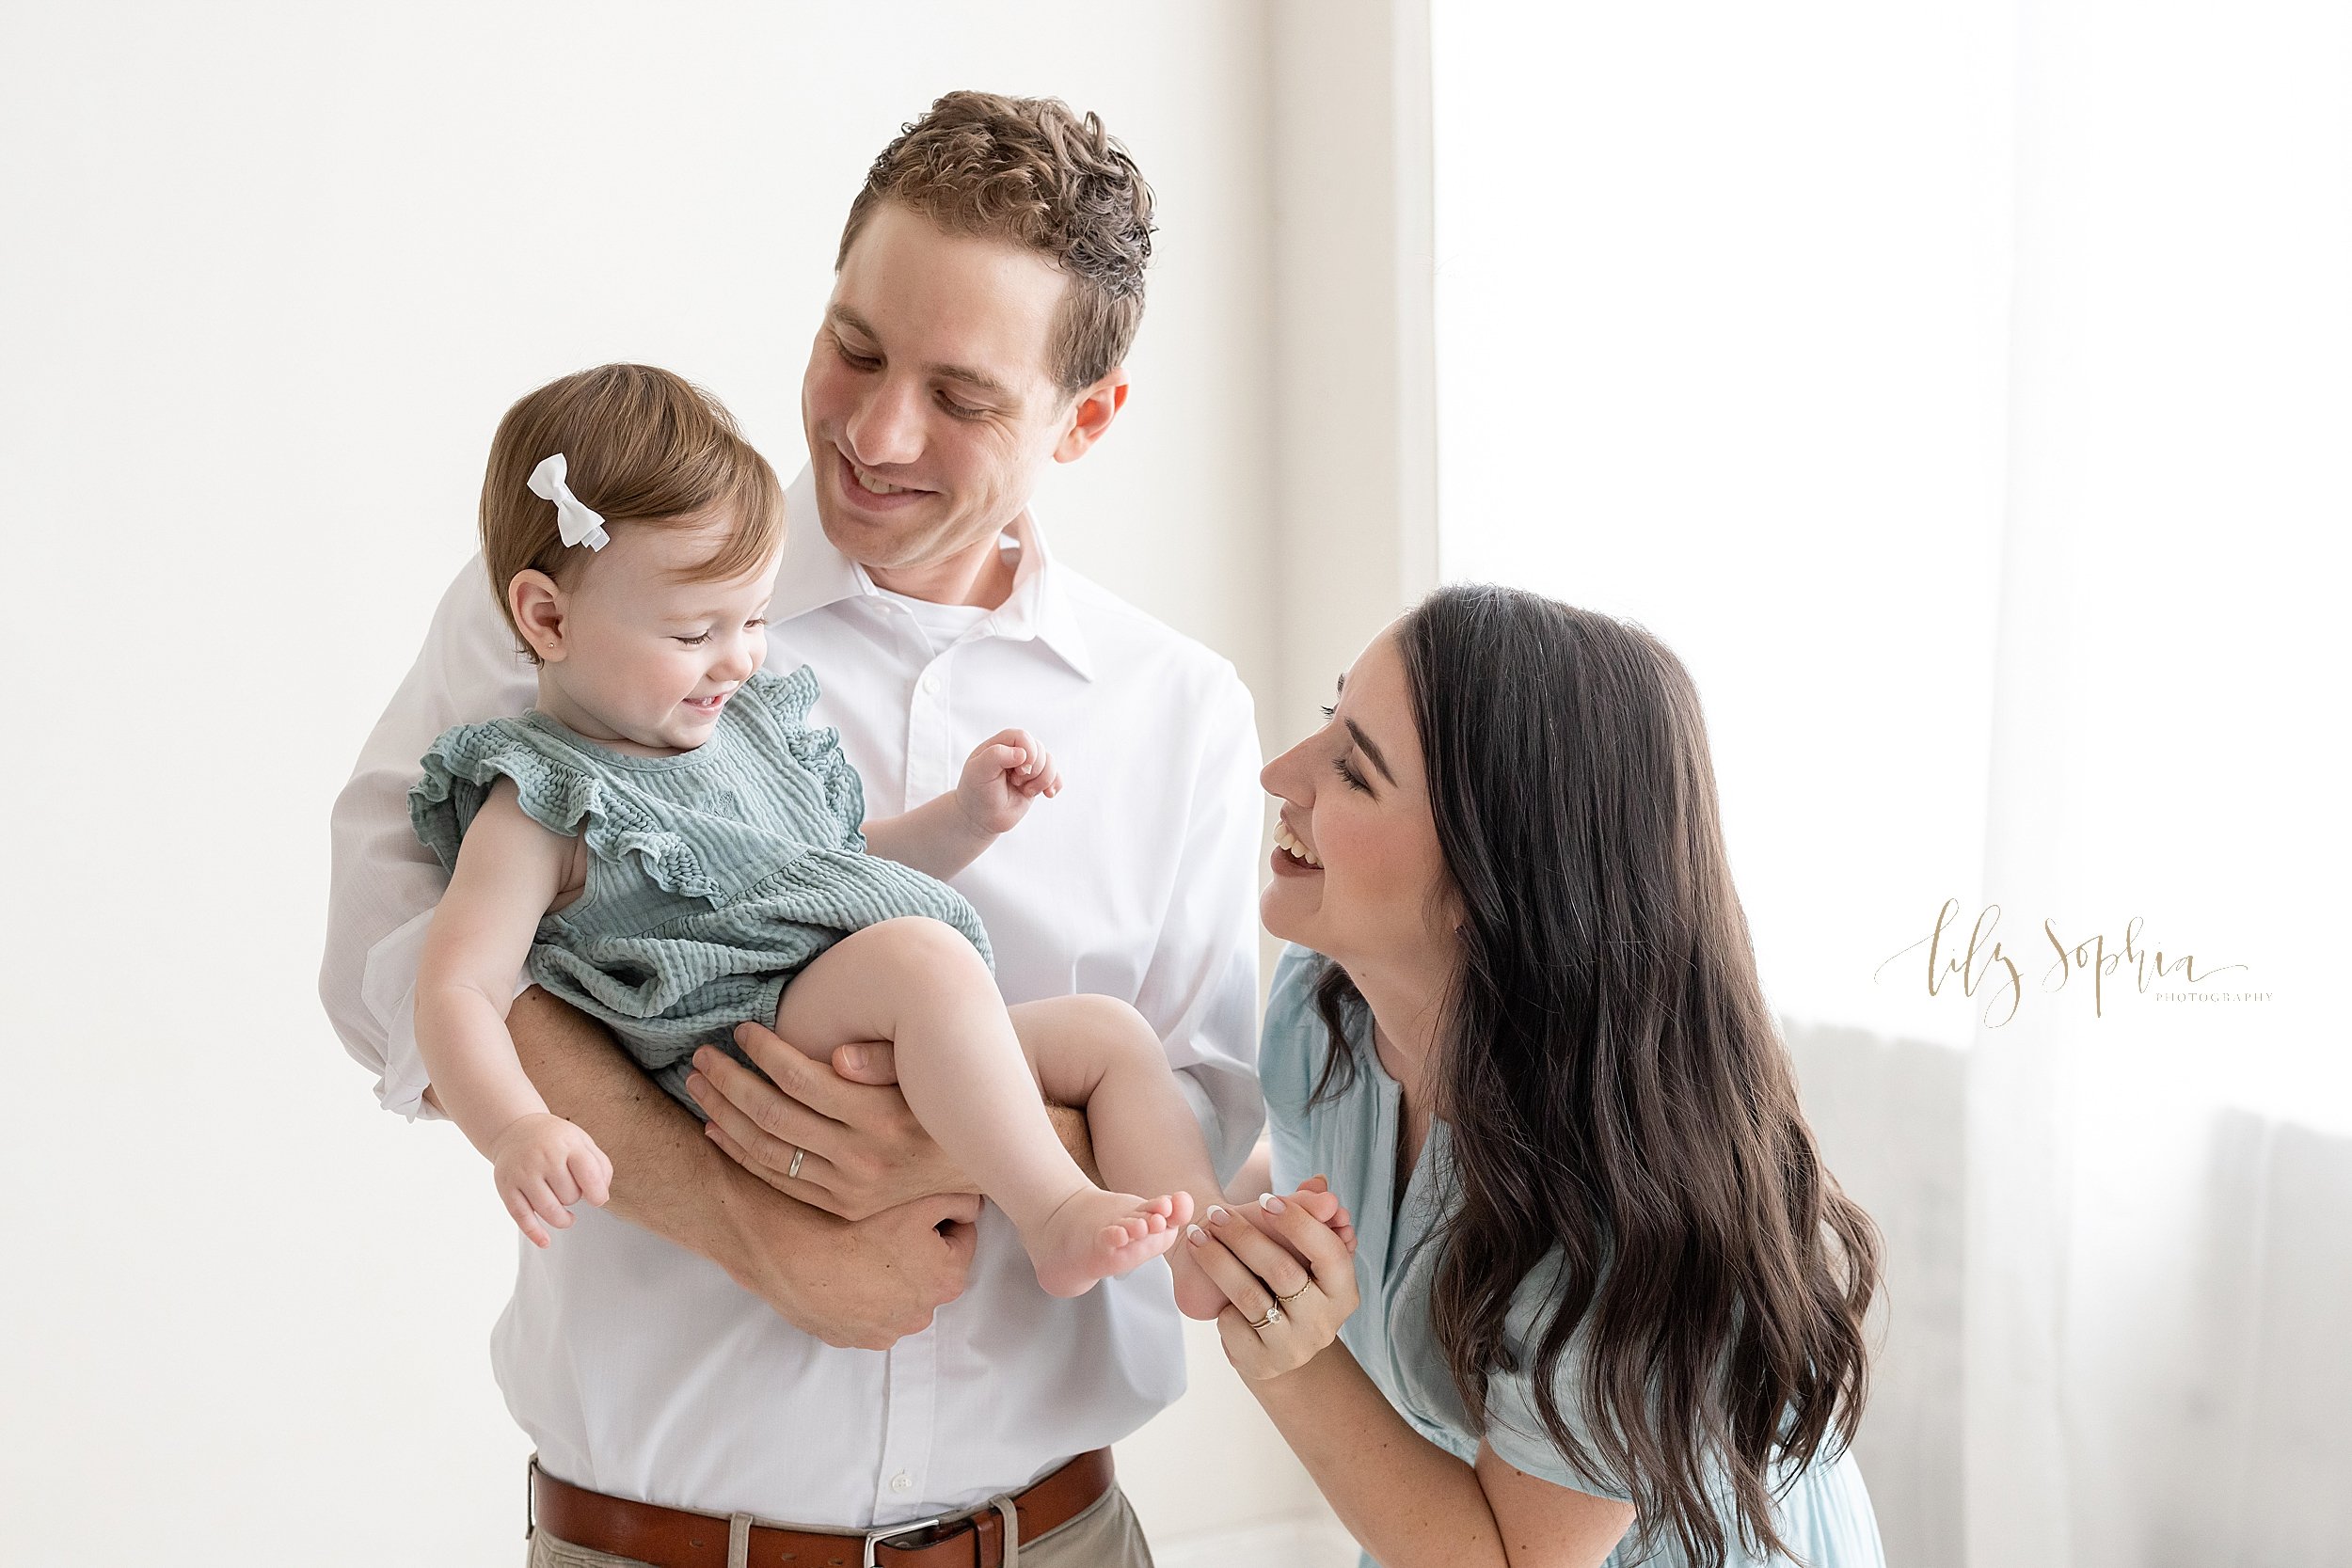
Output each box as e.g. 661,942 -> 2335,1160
508,569 -> 568,663
1052,367 -> 1130,464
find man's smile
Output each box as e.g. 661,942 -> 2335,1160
835,447 -> 934,512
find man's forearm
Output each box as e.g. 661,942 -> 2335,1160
505,987 -> 802,1277
501,989 -> 985,1351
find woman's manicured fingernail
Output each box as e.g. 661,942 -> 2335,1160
1205,1205 -> 1230,1226
1261,1192 -> 1287,1214
1186,1225 -> 1206,1245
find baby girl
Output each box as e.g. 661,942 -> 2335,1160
409,363 -> 1327,1309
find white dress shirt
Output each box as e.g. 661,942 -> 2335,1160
320,466 -> 1266,1524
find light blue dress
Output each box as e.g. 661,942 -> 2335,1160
1260,943 -> 1887,1568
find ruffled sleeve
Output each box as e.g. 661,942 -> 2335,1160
741,664 -> 868,854
406,719 -> 732,900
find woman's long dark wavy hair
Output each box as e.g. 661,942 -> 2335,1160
1312,584 -> 1881,1566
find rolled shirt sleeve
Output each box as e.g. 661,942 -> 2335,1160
319,554 -> 534,1119
1129,657 -> 1267,1186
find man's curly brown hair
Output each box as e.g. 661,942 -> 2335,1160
835,90 -> 1155,395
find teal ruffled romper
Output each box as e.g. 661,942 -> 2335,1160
407,664 -> 992,1113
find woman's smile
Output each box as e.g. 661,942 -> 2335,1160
1271,817 -> 1323,876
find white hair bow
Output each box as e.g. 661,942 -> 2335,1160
527,453 -> 609,551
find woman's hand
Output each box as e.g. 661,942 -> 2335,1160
1186,1184 -> 1361,1381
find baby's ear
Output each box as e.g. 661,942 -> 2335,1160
508,569 -> 567,661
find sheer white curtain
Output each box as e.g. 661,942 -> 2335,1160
1431,2 -> 2352,1563
1970,0 -> 2352,1562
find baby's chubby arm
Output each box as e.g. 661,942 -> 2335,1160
415,777 -> 612,1243
862,727 -> 1061,880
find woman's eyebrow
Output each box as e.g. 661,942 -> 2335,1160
1330,677 -> 1397,784
1344,719 -> 1397,785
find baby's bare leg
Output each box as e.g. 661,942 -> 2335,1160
774,918 -> 1184,1295
1008,995 -> 1236,1319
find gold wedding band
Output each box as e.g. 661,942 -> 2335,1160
1275,1283 -> 1311,1306
785,1146 -> 806,1180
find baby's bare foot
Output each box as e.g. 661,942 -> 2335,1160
1029,1188 -> 1194,1298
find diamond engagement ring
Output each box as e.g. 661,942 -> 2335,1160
1247,1302 -> 1285,1330
785,1146 -> 806,1180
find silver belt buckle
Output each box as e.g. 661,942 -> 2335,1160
862,1511 -> 947,1568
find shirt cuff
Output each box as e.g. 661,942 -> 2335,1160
1172,1060 -> 1265,1189
358,907 -> 532,1123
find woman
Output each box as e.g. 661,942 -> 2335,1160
1188,584 -> 1886,1567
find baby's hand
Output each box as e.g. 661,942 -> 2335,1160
488,1112 -> 612,1247
957,728 -> 1062,837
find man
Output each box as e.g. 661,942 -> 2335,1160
322,91 -> 1264,1567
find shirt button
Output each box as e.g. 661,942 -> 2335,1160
921,671 -> 942,694
889,1472 -> 914,1493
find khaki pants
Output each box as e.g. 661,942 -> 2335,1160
525,1483 -> 1154,1568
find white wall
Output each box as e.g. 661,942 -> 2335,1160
0,6 -> 1347,1562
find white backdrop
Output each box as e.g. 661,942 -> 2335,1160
0,7 -> 1356,1564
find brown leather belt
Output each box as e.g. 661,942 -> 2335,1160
528,1448 -> 1116,1568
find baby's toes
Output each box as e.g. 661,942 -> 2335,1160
1113,1220 -> 1180,1268
1291,1188 -> 1343,1223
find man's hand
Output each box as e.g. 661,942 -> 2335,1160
506,987 -> 978,1349
723,1183 -> 983,1351
688,1021 -> 974,1222
829,1039 -> 1103,1185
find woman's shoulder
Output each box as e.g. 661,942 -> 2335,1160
1261,943 -> 1351,1119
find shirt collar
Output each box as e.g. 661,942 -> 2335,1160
771,465 -> 1094,681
